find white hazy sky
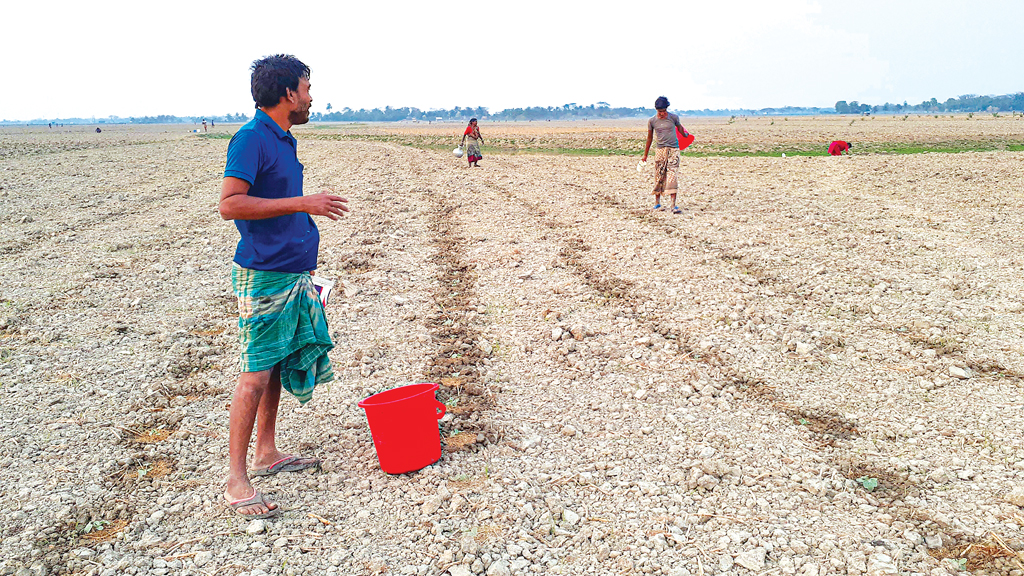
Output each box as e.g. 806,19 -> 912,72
4,0 -> 1022,120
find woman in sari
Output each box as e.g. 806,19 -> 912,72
461,118 -> 483,167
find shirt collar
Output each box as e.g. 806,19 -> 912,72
255,109 -> 296,145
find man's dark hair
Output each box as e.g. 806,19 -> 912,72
469,118 -> 477,124
250,54 -> 311,109
847,142 -> 853,148
655,96 -> 670,110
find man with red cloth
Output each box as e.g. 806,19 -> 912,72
828,140 -> 852,156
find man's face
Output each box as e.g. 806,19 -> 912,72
287,77 -> 313,125
656,109 -> 668,119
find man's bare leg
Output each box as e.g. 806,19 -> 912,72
653,193 -> 662,209
225,369 -> 277,516
252,367 -> 292,468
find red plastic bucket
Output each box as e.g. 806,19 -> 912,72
358,383 -> 447,474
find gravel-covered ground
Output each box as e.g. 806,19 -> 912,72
1,121 -> 1023,576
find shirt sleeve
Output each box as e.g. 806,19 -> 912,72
224,130 -> 261,185
673,115 -> 683,128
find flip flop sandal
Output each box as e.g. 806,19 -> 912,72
252,455 -> 322,477
672,207 -> 683,214
226,489 -> 280,519
653,204 -> 662,211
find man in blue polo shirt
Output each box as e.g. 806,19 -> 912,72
219,54 -> 349,518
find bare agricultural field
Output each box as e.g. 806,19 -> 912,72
1,120 -> 1024,576
306,114 -> 1024,156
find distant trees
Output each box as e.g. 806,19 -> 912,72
835,92 -> 1024,114
123,113 -> 250,124
835,101 -> 870,114
308,101 -> 847,122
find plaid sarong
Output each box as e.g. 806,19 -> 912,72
465,137 -> 482,162
652,146 -> 680,195
232,264 -> 334,404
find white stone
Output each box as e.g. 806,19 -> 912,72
561,425 -> 577,437
245,519 -> 267,536
867,553 -> 898,575
448,566 -> 472,576
903,530 -> 923,546
486,559 -> 511,576
562,509 -> 580,526
924,535 -> 943,549
727,529 -> 752,544
799,563 -> 820,576
193,551 -> 213,567
422,495 -> 443,515
71,548 -> 96,558
734,548 -> 766,571
1003,487 -> 1024,507
949,366 -> 970,379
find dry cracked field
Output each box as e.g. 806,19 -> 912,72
1,118 -> 1023,576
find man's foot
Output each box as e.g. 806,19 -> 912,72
251,454 -> 322,477
653,204 -> 663,211
672,206 -> 683,214
224,487 -> 279,518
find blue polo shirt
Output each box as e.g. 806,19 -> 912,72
224,110 -> 319,273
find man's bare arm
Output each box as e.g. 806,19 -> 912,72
219,177 -> 349,221
642,128 -> 654,161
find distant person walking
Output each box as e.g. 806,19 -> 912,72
218,54 -> 349,518
202,119 -> 208,132
461,118 -> 483,167
642,96 -> 688,214
828,140 -> 852,156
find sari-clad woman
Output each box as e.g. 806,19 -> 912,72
461,118 -> 483,167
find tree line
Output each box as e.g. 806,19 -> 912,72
311,103 -> 837,122
2,113 -> 253,125
10,92 -> 1024,125
836,92 -> 1024,114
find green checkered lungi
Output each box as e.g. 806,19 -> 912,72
232,264 -> 334,404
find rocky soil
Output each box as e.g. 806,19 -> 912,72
1,122 -> 1023,576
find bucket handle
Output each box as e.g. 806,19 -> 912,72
434,401 -> 446,420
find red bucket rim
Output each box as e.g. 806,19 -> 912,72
358,382 -> 439,408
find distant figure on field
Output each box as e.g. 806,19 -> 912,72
95,127 -> 101,133
48,123 -> 52,129
219,54 -> 349,519
211,120 -> 215,128
461,118 -> 483,167
202,119 -> 208,132
642,96 -> 688,214
828,140 -> 852,156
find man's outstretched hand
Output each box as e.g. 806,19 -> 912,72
304,192 -> 349,220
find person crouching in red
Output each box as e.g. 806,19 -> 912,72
828,140 -> 852,156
